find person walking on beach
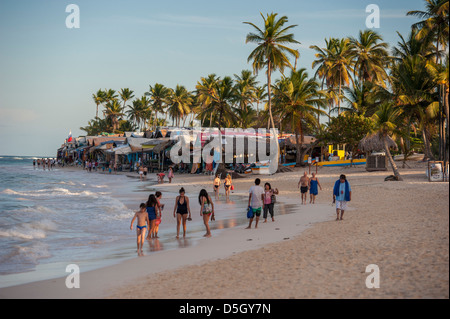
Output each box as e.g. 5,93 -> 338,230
246,178 -> 264,229
130,203 -> 150,255
154,191 -> 164,238
333,174 -> 352,221
146,194 -> 159,239
139,165 -> 144,181
309,172 -> 322,204
298,171 -> 310,205
213,174 -> 221,200
224,174 -> 232,200
168,166 -> 174,183
173,187 -> 191,238
263,182 -> 279,223
199,189 -> 215,237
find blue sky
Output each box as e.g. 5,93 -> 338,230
0,0 -> 424,156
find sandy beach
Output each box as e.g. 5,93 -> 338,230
0,161 -> 448,299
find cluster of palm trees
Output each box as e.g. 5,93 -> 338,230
81,0 -> 448,179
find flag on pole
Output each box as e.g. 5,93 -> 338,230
68,130 -> 73,143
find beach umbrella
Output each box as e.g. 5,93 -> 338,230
358,133 -> 398,153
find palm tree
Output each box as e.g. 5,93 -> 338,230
254,85 -> 268,117
310,37 -> 354,115
234,70 -> 258,111
407,0 -> 449,64
119,88 -> 135,111
272,68 -> 327,165
146,83 -> 171,130
348,30 -> 390,86
167,85 -> 193,127
371,103 -> 403,180
92,89 -> 106,119
195,74 -> 220,127
104,99 -> 124,133
244,12 -> 300,130
208,76 -> 237,129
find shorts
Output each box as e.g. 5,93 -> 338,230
300,186 -> 308,194
335,200 -> 348,211
250,207 -> 262,217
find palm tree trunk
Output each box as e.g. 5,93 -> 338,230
422,127 -> 434,161
384,136 -> 402,181
267,61 -> 275,130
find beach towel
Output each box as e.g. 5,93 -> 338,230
333,180 -> 351,201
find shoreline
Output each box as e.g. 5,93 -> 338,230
0,161 -> 448,298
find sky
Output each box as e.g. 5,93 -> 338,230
0,0 -> 425,156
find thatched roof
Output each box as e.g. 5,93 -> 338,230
358,133 -> 398,152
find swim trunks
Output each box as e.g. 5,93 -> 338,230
300,186 -> 308,193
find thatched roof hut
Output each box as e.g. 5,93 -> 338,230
358,133 -> 398,152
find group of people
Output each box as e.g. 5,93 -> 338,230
213,173 -> 233,200
130,171 -> 352,255
33,158 -> 56,170
297,171 -> 323,205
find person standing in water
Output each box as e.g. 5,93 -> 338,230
130,203 -> 150,255
146,194 -> 158,239
173,187 -> 191,238
213,174 -> 221,200
153,191 -> 164,238
246,178 -> 264,229
199,189 -> 215,237
309,172 -> 322,204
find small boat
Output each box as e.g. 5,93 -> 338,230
317,158 -> 366,167
282,162 -> 296,168
251,161 -> 270,174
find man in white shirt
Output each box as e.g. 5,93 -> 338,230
246,178 -> 264,229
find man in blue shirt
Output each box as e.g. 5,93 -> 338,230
333,174 -> 352,221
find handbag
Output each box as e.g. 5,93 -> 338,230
231,185 -> 234,191
247,207 -> 254,218
271,190 -> 276,204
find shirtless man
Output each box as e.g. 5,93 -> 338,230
297,171 -> 310,205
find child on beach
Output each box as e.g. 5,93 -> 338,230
146,194 -> 159,239
309,172 -> 322,204
246,178 -> 264,229
199,189 -> 215,237
173,187 -> 191,238
333,174 -> 351,221
130,203 -> 150,255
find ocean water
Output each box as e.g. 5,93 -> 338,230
0,155 -> 301,288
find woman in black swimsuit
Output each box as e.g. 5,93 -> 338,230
173,187 -> 191,238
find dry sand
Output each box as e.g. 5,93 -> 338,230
0,161 -> 448,299
107,162 -> 449,299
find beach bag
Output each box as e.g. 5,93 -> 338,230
231,185 -> 234,191
247,207 -> 254,219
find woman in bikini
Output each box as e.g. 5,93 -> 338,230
224,174 -> 232,200
199,189 -> 215,237
173,187 -> 191,238
213,174 -> 221,200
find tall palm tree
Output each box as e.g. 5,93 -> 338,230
310,37 -> 354,115
244,12 -> 300,130
146,83 -> 171,130
208,76 -> 237,129
272,68 -> 327,165
348,30 -> 390,86
254,85 -> 268,117
372,103 -> 403,180
167,85 -> 193,127
92,89 -> 106,119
